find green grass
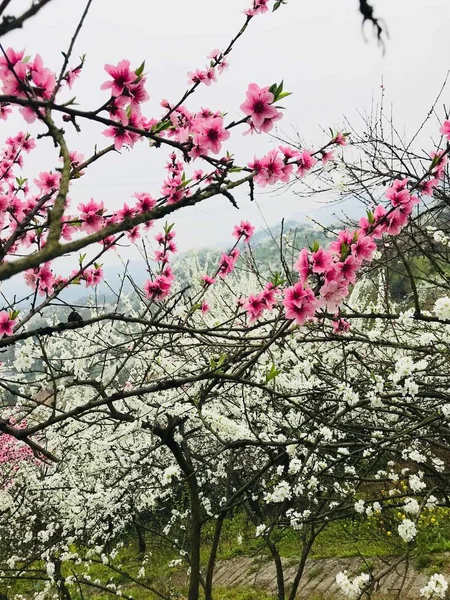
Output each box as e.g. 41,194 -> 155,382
3,506 -> 450,599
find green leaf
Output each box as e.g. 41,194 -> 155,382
152,120 -> 173,134
134,60 -> 145,78
310,240 -> 320,253
78,253 -> 86,265
266,363 -> 281,383
9,310 -> 20,320
273,0 -> 287,11
228,167 -> 243,173
269,271 -> 286,287
430,154 -> 442,170
276,91 -> 292,101
269,83 -> 278,96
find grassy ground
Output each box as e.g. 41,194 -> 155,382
3,506 -> 450,599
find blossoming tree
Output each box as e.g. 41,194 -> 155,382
0,1 -> 449,600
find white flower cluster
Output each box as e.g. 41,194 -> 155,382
420,573 -> 448,599
403,498 -> 420,516
336,571 -> 370,599
264,480 -> 292,503
0,491 -> 14,512
434,296 -> 450,321
397,518 -> 417,543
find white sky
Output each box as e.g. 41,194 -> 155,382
1,0 -> 449,281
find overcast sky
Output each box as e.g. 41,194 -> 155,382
2,0 -> 450,280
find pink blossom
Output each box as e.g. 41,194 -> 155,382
69,150 -> 84,166
240,83 -> 281,130
24,263 -> 55,296
0,48 -> 25,75
77,198 -> 105,233
296,150 -> 317,178
103,126 -> 134,151
251,149 -> 292,187
155,250 -> 169,263
311,248 -> 334,274
134,192 -> 156,213
208,49 -> 221,60
261,282 -> 278,310
65,67 -> 81,89
244,0 -> 269,16
29,54 -> 55,99
144,274 -> 173,300
0,312 -> 15,337
193,116 -> 230,155
278,146 -> 301,159
117,202 -> 136,221
333,317 -> 351,334
0,104 -> 11,120
330,229 -> 355,256
321,150 -> 334,165
439,120 -> 450,141
430,150 -> 448,179
232,220 -> 255,242
333,132 -> 347,146
201,300 -> 210,313
218,250 -> 239,279
34,171 -> 61,194
319,280 -> 349,312
244,292 -> 267,322
202,275 -> 216,286
128,79 -> 150,112
108,97 -> 128,124
335,255 -> 359,285
204,67 -> 217,85
386,208 -> 410,235
218,59 -> 229,74
351,234 -> 377,263
294,248 -> 311,282
418,178 -> 438,196
82,266 -> 104,287
283,283 -> 317,325
101,59 -> 135,96
187,69 -> 207,85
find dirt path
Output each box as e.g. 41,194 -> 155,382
213,554 -> 450,598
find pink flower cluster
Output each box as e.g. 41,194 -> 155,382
244,0 -> 270,16
161,153 -> 190,205
143,227 -> 176,300
0,420 -> 35,487
0,311 -> 16,337
101,59 -> 150,150
0,133 -> 36,233
0,49 -> 56,123
24,263 -> 57,296
164,106 -> 230,161
218,248 -> 240,279
238,174 -> 431,327
281,178 -> 423,325
249,146 -> 317,187
244,282 -> 278,322
232,220 -> 255,242
187,49 -> 229,88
